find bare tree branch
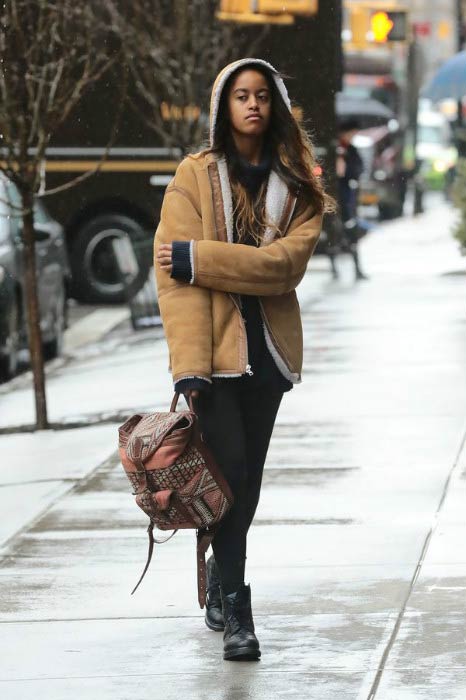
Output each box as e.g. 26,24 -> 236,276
0,0 -> 123,429
108,0 -> 268,152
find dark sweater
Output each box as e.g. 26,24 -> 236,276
171,153 -> 292,395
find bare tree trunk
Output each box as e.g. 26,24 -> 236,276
20,188 -> 48,429
0,0 -> 120,431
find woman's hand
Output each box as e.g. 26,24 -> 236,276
186,390 -> 199,399
157,243 -> 173,273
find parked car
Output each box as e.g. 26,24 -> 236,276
416,110 -> 457,191
0,177 -> 70,380
352,122 -> 407,220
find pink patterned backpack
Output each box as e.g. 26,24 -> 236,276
118,394 -> 233,607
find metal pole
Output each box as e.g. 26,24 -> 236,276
457,0 -> 464,52
407,40 -> 424,214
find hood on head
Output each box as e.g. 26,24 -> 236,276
209,58 -> 291,148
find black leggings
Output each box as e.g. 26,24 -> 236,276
194,380 -> 282,595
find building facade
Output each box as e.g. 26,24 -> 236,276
408,0 -> 457,78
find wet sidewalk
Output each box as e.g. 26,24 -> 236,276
1,201 -> 466,699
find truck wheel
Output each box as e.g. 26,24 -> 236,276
69,214 -> 150,304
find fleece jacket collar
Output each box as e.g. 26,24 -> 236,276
215,157 -> 294,246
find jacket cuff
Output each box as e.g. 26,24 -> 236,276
174,377 -> 211,394
171,241 -> 194,283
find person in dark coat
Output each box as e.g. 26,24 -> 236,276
336,117 -> 369,280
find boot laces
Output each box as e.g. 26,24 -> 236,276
227,600 -> 254,633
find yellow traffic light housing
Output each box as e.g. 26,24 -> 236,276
217,0 -> 318,24
371,10 -> 408,42
350,6 -> 369,46
345,3 -> 409,47
258,0 -> 318,15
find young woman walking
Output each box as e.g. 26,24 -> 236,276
155,58 -> 332,661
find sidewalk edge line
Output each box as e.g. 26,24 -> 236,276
0,450 -> 119,563
366,424 -> 466,700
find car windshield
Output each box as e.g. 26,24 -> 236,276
418,125 -> 444,145
0,179 -> 50,237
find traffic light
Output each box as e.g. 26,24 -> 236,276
217,0 -> 318,24
346,3 -> 409,46
371,11 -> 394,42
370,10 -> 408,42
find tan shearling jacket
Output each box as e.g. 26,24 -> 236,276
154,151 -> 322,387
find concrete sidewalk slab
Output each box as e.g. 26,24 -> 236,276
0,673 -> 369,700
370,439 -> 466,699
374,611 -> 466,700
0,425 -> 118,487
63,307 -> 130,354
0,613 -> 396,681
0,424 -> 118,548
0,459 -> 427,622
0,337 -> 173,428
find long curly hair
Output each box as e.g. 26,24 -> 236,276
206,64 -> 334,244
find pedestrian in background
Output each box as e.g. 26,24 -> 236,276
155,58 -> 333,661
336,117 -> 369,280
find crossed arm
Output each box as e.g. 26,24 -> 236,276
157,204 -> 322,297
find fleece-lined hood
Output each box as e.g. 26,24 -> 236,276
208,59 -> 295,247
209,58 -> 292,147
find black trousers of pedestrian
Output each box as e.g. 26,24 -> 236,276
194,379 -> 283,595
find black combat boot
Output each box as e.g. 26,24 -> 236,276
205,555 -> 224,631
222,584 -> 261,661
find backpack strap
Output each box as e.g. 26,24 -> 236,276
131,521 -> 178,595
196,527 -> 216,609
131,522 -> 215,607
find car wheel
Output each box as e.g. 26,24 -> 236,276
69,214 -> 151,304
0,298 -> 20,381
43,278 -> 67,360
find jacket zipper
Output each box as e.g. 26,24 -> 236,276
208,161 -> 254,377
230,294 -> 254,376
258,299 -> 293,373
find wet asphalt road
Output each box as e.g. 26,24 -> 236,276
0,198 -> 466,699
